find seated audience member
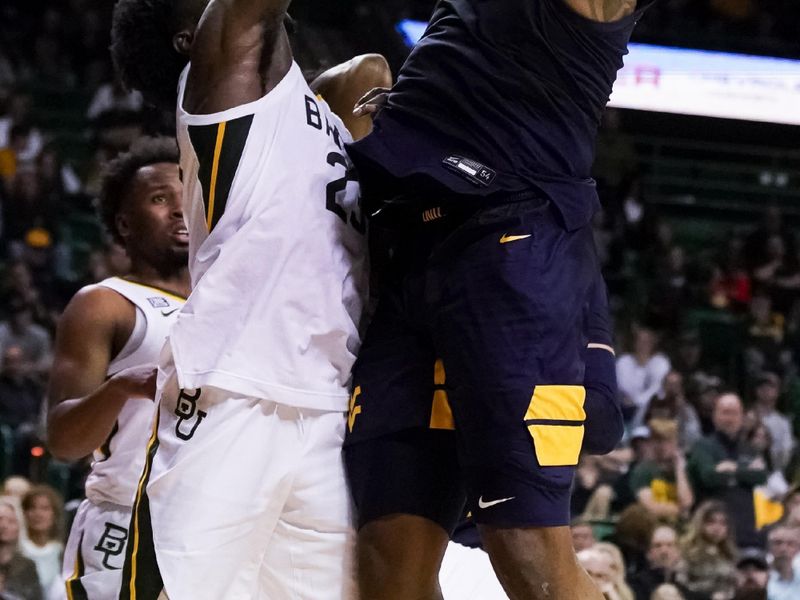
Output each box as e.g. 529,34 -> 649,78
650,583 -> 686,600
571,519 -> 597,553
677,500 -> 738,599
629,419 -> 693,522
613,426 -> 654,512
766,523 -> 800,600
746,420 -> 790,505
0,347 -> 41,429
751,372 -> 794,473
688,393 -> 768,548
735,548 -> 769,600
594,542 -> 635,600
578,547 -> 624,600
0,301 -> 51,381
628,525 -> 688,600
644,371 -> 702,453
0,483 -> 28,504
617,325 -> 671,427
0,499 -> 41,600
19,487 -> 62,597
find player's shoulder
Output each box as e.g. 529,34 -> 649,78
311,54 -> 391,98
62,281 -> 134,326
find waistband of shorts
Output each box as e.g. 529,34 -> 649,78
369,190 -> 542,230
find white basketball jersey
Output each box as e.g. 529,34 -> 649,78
84,278 -> 185,507
171,61 -> 367,411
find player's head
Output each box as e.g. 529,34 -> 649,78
111,0 -> 294,109
98,136 -> 188,272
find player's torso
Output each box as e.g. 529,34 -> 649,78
85,278 -> 185,507
172,62 -> 367,410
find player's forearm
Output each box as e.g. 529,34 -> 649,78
47,379 -> 132,461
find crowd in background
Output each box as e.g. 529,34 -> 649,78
0,2 -> 799,600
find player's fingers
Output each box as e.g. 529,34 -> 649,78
353,102 -> 383,117
355,86 -> 390,106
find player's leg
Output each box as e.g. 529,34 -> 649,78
257,409 -> 354,599
121,362 -> 300,600
64,499 -> 133,599
343,249 -> 466,600
430,197 -> 606,600
347,430 -> 464,600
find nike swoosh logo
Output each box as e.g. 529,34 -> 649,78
478,496 -> 515,509
499,233 -> 531,244
161,308 -> 180,317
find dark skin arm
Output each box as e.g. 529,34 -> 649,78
46,286 -> 156,462
310,54 -> 393,142
564,0 -> 638,22
181,0 -> 292,114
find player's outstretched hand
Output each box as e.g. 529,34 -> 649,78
112,364 -> 158,401
353,87 -> 391,118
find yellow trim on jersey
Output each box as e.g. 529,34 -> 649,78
115,278 -> 187,303
206,121 -> 227,230
128,410 -> 160,600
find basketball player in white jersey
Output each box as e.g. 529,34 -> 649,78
46,137 -> 189,599
110,1 -> 390,598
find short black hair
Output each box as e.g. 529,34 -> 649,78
111,0 -> 190,109
98,136 -> 179,245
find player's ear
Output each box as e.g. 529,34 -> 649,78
116,213 -> 131,241
173,30 -> 194,56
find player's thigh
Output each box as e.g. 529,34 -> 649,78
64,500 -> 131,600
260,411 -> 356,599
145,377 -> 303,598
430,198 -> 596,528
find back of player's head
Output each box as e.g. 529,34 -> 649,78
99,136 -> 179,246
111,0 -> 195,109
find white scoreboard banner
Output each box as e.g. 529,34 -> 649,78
397,20 -> 800,126
610,43 -> 800,126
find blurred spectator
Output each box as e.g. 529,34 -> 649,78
0,499 -> 41,600
577,547 -> 623,600
0,301 -> 51,380
644,371 -> 703,452
19,488 -> 61,599
688,393 -> 768,548
0,482 -> 28,505
617,325 -> 672,426
571,519 -> 597,553
766,523 -> 800,600
710,235 -> 752,312
629,419 -> 693,522
751,372 -> 795,472
628,525 -> 687,600
677,500 -> 738,599
753,235 -> 800,318
746,420 -> 790,510
0,346 -> 42,429
87,79 -> 142,121
735,548 -> 769,600
613,426 -> 655,513
594,542 -> 635,600
745,207 -> 795,273
650,584 -> 685,600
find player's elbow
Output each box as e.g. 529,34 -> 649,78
46,416 -> 87,462
582,389 -> 624,455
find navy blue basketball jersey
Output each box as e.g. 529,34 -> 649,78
348,0 -> 654,230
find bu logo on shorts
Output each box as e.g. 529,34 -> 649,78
175,388 -> 207,441
95,522 -> 128,569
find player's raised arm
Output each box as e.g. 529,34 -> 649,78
180,0 -> 293,113
311,54 -> 393,141
46,288 -> 152,461
562,0 -> 638,22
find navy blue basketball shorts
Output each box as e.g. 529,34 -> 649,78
344,197 -> 621,532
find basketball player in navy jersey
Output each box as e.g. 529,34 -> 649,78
343,1 -> 652,599
47,137 -> 189,599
